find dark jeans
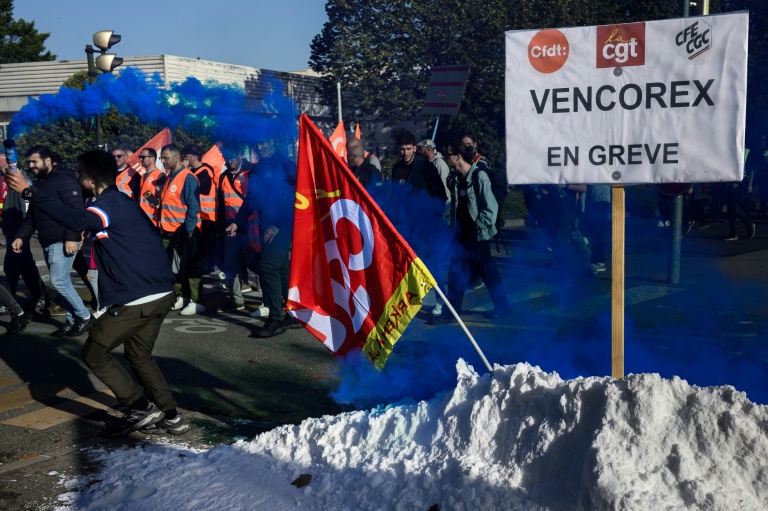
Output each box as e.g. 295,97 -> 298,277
726,184 -> 753,236
446,238 -> 509,314
3,236 -> 45,304
256,229 -> 291,320
81,292 -> 177,411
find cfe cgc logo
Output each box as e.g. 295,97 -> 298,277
528,29 -> 569,74
596,22 -> 645,68
676,20 -> 712,60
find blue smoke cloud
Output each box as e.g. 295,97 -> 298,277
9,67 -> 297,149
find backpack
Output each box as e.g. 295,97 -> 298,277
472,158 -> 509,229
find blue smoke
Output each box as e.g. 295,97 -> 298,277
9,67 -> 297,149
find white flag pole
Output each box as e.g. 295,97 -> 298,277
433,284 -> 493,373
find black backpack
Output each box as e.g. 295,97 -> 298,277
472,158 -> 509,229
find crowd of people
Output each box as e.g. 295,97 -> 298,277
2,126 -> 762,437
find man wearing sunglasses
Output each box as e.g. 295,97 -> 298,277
112,146 -> 140,200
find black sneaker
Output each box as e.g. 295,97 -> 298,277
253,317 -> 287,338
6,311 -> 32,335
142,411 -> 191,436
51,321 -> 74,337
101,402 -> 164,438
0,305 -> 9,316
67,314 -> 95,337
429,314 -> 456,326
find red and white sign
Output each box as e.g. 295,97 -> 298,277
421,65 -> 470,116
505,13 -> 749,185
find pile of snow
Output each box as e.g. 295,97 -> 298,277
56,360 -> 768,510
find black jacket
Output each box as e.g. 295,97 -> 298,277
26,186 -> 174,306
16,167 -> 84,247
392,155 -> 447,201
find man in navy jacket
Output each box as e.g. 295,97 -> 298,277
3,150 -> 189,437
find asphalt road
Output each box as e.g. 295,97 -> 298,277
1,215 -> 768,510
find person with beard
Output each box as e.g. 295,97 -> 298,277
12,145 -> 94,337
3,150 -> 189,437
226,137 -> 295,337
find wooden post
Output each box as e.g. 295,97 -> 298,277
611,186 -> 625,379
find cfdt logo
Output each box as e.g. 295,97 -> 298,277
528,29 -> 569,74
596,22 -> 646,68
676,20 -> 712,60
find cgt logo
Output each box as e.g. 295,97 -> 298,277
596,22 -> 646,68
528,29 -> 569,74
676,20 -> 712,60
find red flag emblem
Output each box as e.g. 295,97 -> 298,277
288,114 -> 436,369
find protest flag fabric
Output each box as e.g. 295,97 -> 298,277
329,120 -> 347,161
126,128 -> 172,174
202,143 -> 226,182
288,114 -> 437,370
354,123 -> 361,140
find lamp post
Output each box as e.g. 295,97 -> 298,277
85,30 -> 122,149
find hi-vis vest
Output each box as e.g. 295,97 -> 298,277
139,169 -> 163,228
159,168 -> 201,234
194,164 -> 216,222
116,167 -> 139,199
220,170 -> 249,221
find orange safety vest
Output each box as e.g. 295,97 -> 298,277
159,168 -> 201,234
139,168 -> 164,228
220,170 -> 249,222
194,164 -> 217,222
116,167 -> 139,199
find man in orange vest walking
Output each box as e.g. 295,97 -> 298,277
113,145 -> 141,199
182,145 -> 217,273
158,144 -> 204,316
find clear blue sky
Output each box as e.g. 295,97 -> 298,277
14,0 -> 329,72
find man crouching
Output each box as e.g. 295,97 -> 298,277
3,150 -> 190,437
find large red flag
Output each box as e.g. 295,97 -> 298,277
288,114 -> 437,370
354,123 -> 361,140
329,120 -> 347,161
126,128 -> 173,174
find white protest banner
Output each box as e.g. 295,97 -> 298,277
505,13 -> 748,185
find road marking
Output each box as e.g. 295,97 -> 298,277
539,284 -> 684,318
0,384 -> 74,413
0,390 -> 117,430
0,377 -> 22,389
163,316 -> 265,333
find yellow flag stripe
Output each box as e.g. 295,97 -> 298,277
362,258 -> 437,370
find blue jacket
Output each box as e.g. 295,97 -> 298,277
27,186 -> 174,306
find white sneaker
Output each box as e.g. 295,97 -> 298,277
171,296 -> 185,311
431,302 -> 443,316
179,302 -> 205,316
249,306 -> 269,318
241,286 -> 252,293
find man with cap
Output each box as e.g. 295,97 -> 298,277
417,139 -> 451,202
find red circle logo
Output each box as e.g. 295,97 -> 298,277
528,30 -> 569,73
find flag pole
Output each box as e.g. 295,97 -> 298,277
433,284 -> 493,373
431,115 -> 440,141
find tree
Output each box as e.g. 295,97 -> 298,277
310,0 -> 765,164
0,0 -> 55,63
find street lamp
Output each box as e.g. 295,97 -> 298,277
85,30 -> 122,149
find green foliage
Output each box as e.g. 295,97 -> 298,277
0,0 -> 55,63
311,1 -> 768,165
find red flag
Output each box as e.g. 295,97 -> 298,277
354,123 -> 361,140
126,128 -> 173,174
202,143 -> 226,182
288,114 -> 437,370
329,121 -> 347,161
